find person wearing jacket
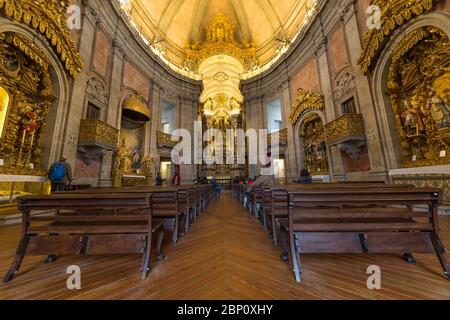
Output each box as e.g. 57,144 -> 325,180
48,156 -> 73,192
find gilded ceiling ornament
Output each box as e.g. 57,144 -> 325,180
0,0 -> 83,77
185,15 -> 256,71
358,0 -> 441,74
289,88 -> 325,124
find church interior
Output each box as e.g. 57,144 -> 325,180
0,0 -> 450,300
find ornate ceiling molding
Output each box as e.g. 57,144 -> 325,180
255,0 -> 282,33
122,0 -> 319,79
0,0 -> 83,77
289,88 -> 325,125
190,0 -> 211,43
158,0 -> 184,34
228,0 -> 252,42
358,0 -> 439,74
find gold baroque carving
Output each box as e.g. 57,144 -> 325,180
325,113 -> 365,144
78,119 -> 119,150
325,113 -> 367,160
289,88 -> 325,125
267,128 -> 288,146
300,113 -> 329,175
0,35 -> 53,172
185,15 -> 257,70
387,26 -> 450,167
157,131 -> 180,149
358,0 -> 440,74
1,33 -> 50,72
392,173 -> 450,204
0,0 -> 83,77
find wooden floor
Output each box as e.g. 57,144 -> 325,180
1,191 -> 450,300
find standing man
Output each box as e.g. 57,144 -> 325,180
172,172 -> 181,186
48,156 -> 73,192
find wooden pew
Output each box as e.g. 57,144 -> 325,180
263,183 -> 413,247
151,189 -> 188,244
280,187 -> 450,282
59,186 -> 188,243
3,193 -> 164,282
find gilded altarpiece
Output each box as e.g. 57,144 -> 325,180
0,33 -> 53,170
387,27 -> 450,167
300,114 -> 329,175
112,95 -> 153,187
0,33 -> 53,208
290,88 -> 329,175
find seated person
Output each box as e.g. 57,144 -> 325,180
155,173 -> 165,186
298,168 -> 313,184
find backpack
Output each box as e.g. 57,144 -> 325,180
50,163 -> 65,182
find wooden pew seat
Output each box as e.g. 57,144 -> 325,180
278,187 -> 450,283
3,193 -> 164,283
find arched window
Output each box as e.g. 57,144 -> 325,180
0,86 -> 10,137
266,98 -> 282,133
160,101 -> 177,134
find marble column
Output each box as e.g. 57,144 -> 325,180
61,5 -> 98,177
246,95 -> 263,178
179,97 -> 196,184
99,41 -> 125,187
340,1 -> 388,179
149,83 -> 162,181
280,79 -> 298,180
315,33 -> 345,179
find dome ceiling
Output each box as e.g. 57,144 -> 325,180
121,0 -> 318,79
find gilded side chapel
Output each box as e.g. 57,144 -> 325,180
0,0 -> 450,301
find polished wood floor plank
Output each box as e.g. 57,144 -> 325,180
0,191 -> 449,300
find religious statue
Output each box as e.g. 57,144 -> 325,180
132,147 -> 142,170
305,143 -> 315,166
427,88 -> 450,128
115,139 -> 132,172
17,105 -> 43,166
315,141 -> 326,161
402,100 -> 425,136
141,156 -> 154,174
21,110 -> 42,134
